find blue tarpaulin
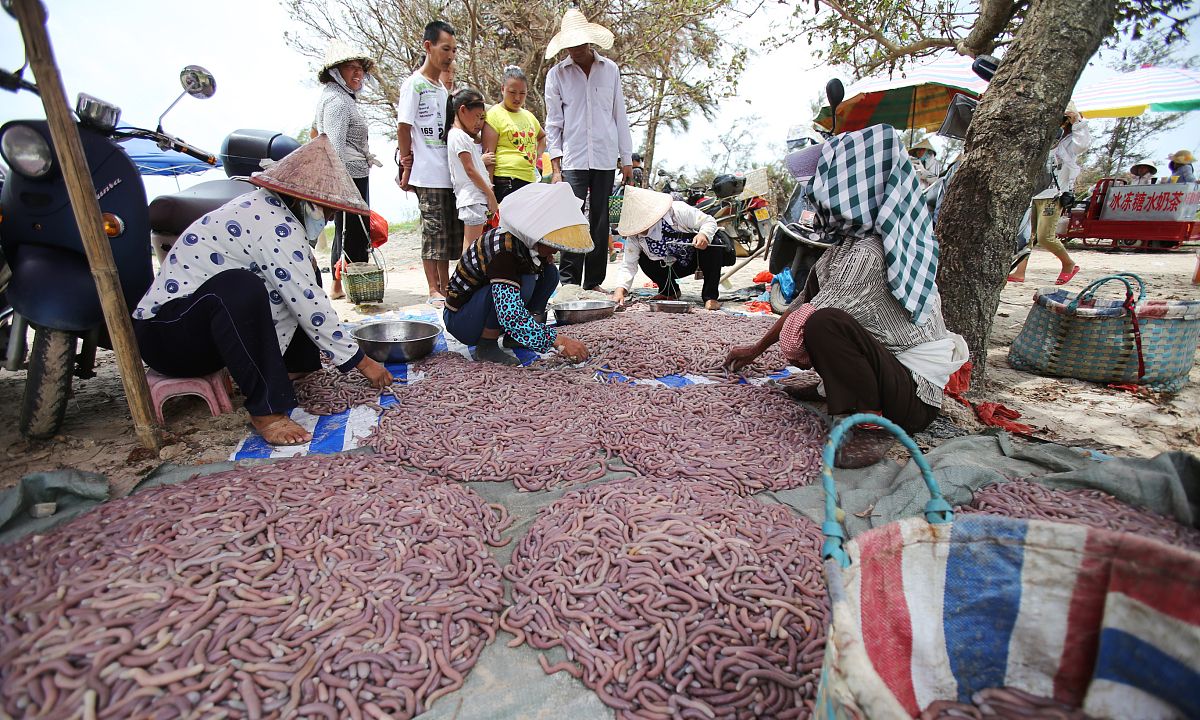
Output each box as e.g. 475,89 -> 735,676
117,126 -> 221,177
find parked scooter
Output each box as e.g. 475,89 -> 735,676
766,79 -> 845,313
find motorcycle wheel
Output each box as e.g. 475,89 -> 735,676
20,328 -> 76,440
769,281 -> 793,315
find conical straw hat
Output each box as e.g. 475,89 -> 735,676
249,135 -> 369,215
617,186 -> 673,237
545,9 -> 614,59
319,40 -> 375,81
498,183 -> 592,253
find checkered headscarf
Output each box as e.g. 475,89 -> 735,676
807,125 -> 939,323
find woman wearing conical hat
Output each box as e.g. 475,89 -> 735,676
132,136 -> 392,446
1169,149 -> 1195,184
443,183 -> 592,365
314,40 -> 379,300
613,186 -> 725,310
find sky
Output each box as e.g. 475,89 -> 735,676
1,0 -> 1197,223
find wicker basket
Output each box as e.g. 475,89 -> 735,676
1008,273 -> 1200,392
608,186 -> 624,225
343,247 -> 386,305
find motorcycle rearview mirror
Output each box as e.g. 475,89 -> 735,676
156,65 -> 216,132
972,55 -> 999,82
825,79 -> 845,134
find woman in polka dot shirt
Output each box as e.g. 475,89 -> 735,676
133,136 -> 391,445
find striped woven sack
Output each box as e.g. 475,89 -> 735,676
1008,273 -> 1200,392
815,416 -> 1200,720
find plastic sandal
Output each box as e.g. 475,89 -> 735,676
1055,266 -> 1080,285
1006,275 -> 1024,283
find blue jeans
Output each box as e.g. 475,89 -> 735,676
443,267 -> 559,345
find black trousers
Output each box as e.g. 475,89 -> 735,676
333,175 -> 371,266
133,270 -> 321,416
805,308 -> 939,433
636,247 -> 724,301
560,169 -> 615,289
493,176 -> 532,203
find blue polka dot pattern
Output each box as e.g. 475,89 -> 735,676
332,330 -> 343,340
151,303 -> 161,314
168,254 -> 178,265
200,216 -> 210,225
276,224 -> 291,238
303,289 -> 315,300
134,308 -> 144,319
210,253 -> 225,265
274,267 -> 291,282
265,196 -> 283,207
311,312 -> 326,327
240,200 -> 253,208
164,279 -> 180,294
182,233 -> 199,245
292,250 -> 305,262
225,221 -> 242,237
269,290 -> 283,305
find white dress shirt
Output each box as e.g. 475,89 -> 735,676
616,202 -> 718,292
544,52 -> 633,171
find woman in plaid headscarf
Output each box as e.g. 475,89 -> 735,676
725,125 -> 967,468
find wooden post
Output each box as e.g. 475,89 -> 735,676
11,0 -> 161,451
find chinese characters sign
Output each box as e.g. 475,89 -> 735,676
1100,182 -> 1200,222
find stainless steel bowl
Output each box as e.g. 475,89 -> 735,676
551,300 -> 617,325
352,320 -> 441,363
648,299 -> 692,313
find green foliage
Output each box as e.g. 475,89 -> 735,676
282,0 -> 752,149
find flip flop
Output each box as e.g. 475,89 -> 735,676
1055,266 -> 1080,285
1006,275 -> 1024,283
255,418 -> 311,447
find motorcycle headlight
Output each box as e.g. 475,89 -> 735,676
0,124 -> 54,179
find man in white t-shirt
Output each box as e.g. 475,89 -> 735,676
544,9 -> 633,291
398,20 -> 462,305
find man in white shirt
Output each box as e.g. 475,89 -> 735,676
397,20 -> 461,305
543,9 -> 634,290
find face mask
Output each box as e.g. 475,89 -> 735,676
301,202 -> 328,242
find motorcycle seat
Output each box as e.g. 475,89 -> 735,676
148,179 -> 253,235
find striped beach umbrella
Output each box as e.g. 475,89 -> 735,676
1073,65 -> 1200,118
815,56 -> 989,133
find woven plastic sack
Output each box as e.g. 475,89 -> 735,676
815,416 -> 1200,720
1008,273 -> 1200,392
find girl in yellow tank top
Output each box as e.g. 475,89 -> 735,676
483,66 -> 547,202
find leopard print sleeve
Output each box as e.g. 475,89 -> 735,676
491,283 -> 556,353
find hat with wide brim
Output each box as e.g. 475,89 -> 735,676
545,9 -> 614,59
249,135 -> 369,215
318,40 -> 375,82
1172,149 -> 1195,164
909,137 -> 936,154
1130,160 -> 1158,175
499,182 -> 592,253
617,186 -> 673,237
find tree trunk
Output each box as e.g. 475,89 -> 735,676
935,0 -> 1117,392
643,69 -> 668,178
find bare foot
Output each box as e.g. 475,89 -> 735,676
704,299 -> 721,310
330,280 -> 345,300
249,414 -> 311,446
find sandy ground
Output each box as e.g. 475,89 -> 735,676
1,233 -> 1197,495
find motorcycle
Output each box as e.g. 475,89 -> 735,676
0,58 -> 299,439
685,172 -> 773,259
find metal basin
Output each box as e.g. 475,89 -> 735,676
352,320 -> 441,363
551,300 -> 616,325
648,299 -> 692,313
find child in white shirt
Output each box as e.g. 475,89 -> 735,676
446,89 -> 498,254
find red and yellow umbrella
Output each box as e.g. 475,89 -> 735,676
815,56 -> 989,133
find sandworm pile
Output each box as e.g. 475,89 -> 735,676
367,355 -> 825,493
293,368 -> 393,416
0,456 -> 510,719
919,687 -> 1097,719
959,480 -> 1200,550
540,311 -> 790,379
502,478 -> 829,719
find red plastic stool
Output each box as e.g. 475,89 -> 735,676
146,368 -> 234,424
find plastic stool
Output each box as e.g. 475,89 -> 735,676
146,368 -> 234,424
